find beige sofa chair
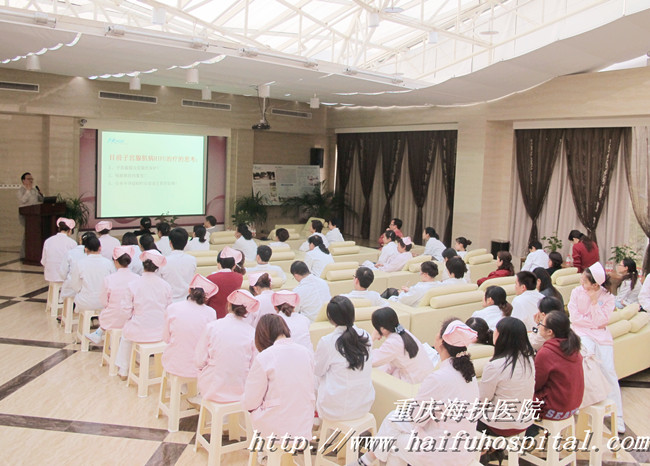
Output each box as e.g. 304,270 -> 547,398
321,261 -> 359,295
273,217 -> 325,238
551,267 -> 580,303
208,230 -> 237,248
464,248 -> 498,284
390,284 -> 482,344
329,241 -> 380,264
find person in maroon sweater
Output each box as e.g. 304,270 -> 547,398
207,246 -> 246,319
534,310 -> 584,420
568,229 -> 599,273
477,251 -> 515,286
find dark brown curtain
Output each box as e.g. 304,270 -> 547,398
623,127 -> 650,274
565,127 -> 623,244
336,133 -> 357,195
380,132 -> 406,230
406,131 -> 437,243
515,129 -> 563,245
358,133 -> 381,239
438,130 -> 457,246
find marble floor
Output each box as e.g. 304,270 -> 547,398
0,248 -> 648,465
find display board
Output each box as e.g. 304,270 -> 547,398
253,164 -> 320,205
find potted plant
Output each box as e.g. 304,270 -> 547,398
281,181 -> 356,225
541,232 -> 563,252
231,191 -> 269,232
154,212 -> 179,227
609,245 -> 640,264
57,194 -> 90,230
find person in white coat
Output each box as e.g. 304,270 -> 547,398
160,228 -> 197,303
299,219 -> 330,252
155,222 -> 172,256
243,314 -> 315,442
304,235 -> 334,278
439,248 -> 472,283
315,296 -> 373,421
615,258 -> 640,308
342,267 -> 386,306
389,261 -> 440,306
471,285 -> 513,330
512,271 -> 544,331
59,232 -> 93,302
195,289 -> 259,403
422,227 -> 445,261
247,272 -> 275,327
290,261 -> 331,322
325,218 -> 345,244
246,245 -> 287,285
69,235 -> 114,312
370,307 -> 434,384
120,232 -> 143,275
233,223 -> 258,263
376,237 -> 413,273
41,217 -> 77,283
184,224 -> 210,252
521,240 -> 550,272
272,290 -> 312,353
96,220 -> 120,262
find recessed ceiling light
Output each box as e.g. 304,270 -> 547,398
480,30 -> 499,35
383,6 -> 403,13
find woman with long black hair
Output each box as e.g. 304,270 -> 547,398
314,296 -> 374,421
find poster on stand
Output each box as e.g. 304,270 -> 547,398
253,164 -> 320,205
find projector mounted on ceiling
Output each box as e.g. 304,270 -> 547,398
252,120 -> 270,130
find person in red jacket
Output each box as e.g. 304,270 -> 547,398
534,310 -> 584,420
568,229 -> 599,273
206,247 -> 246,318
477,251 -> 515,286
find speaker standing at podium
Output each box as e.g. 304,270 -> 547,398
17,172 -> 44,258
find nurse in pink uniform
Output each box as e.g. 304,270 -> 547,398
41,217 -> 77,283
272,290 -> 313,353
162,274 -> 217,378
116,250 -> 173,378
247,272 -> 275,327
195,289 -> 259,403
243,314 -> 315,441
85,246 -> 139,345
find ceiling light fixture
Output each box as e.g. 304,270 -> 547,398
25,54 -> 40,71
258,84 -> 270,98
383,0 -> 404,14
186,68 -> 199,84
368,12 -> 380,28
152,7 -> 166,25
129,76 -> 141,90
310,95 -> 320,109
428,31 -> 439,44
202,87 -> 212,100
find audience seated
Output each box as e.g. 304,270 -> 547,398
512,271 -> 544,331
185,224 -> 210,251
370,307 -> 434,384
471,285 -> 512,330
41,217 -> 77,284
342,266 -> 386,306
375,237 -> 413,272
203,215 -> 218,235
299,219 -> 330,251
155,222 -> 172,256
247,272 -> 275,327
96,221 -> 120,262
272,290 -> 312,353
422,226 -> 445,261
374,230 -> 398,265
233,223 -> 258,262
133,216 -> 153,237
160,228 -> 197,303
120,232 -> 143,275
440,247 -> 472,283
246,245 -> 287,284
454,236 -> 472,258
69,235 -> 115,314
206,247 -> 246,319
442,256 -> 468,285
466,317 -> 494,345
268,227 -> 290,250
529,296 -> 564,351
388,261 -> 440,306
304,235 -> 334,277
139,233 -> 159,252
546,251 -> 564,276
615,258 -> 640,308
315,296 -> 374,421
195,288 -> 258,403
533,267 -> 564,308
521,240 -> 549,272
325,217 -> 345,244
477,251 -> 514,286
376,218 -> 403,249
290,261 -> 331,322
59,231 -> 93,304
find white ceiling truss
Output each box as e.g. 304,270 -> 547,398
0,0 -> 649,107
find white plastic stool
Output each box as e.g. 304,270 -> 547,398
512,417 -> 577,466
248,447 -> 313,466
60,297 -> 77,334
316,413 -> 376,465
100,328 -> 122,376
576,399 -> 618,464
195,400 -> 252,466
126,341 -> 166,397
77,309 -> 100,352
45,281 -> 62,317
482,433 -> 524,466
156,371 -> 199,432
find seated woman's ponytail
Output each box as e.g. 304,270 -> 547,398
326,296 -> 370,370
